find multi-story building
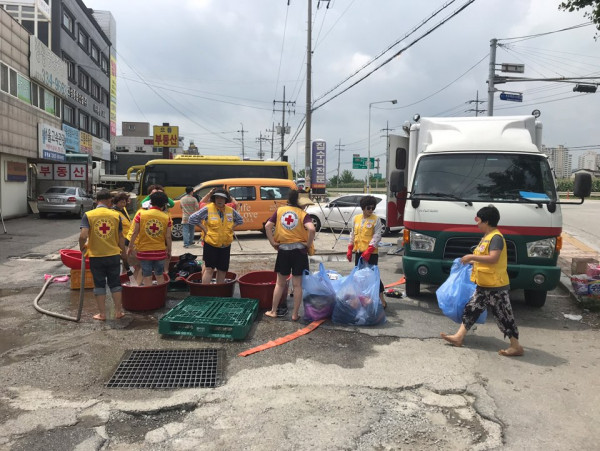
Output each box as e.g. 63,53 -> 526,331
578,151 -> 600,171
542,145 -> 572,179
0,0 -> 115,218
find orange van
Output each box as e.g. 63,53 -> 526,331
169,178 -> 298,240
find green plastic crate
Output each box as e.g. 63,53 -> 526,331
159,296 -> 259,340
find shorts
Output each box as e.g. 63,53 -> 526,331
139,259 -> 165,277
89,255 -> 122,296
203,243 -> 231,272
274,248 -> 309,276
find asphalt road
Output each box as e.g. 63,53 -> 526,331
0,210 -> 599,450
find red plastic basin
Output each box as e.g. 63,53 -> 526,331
186,271 -> 237,297
238,271 -> 289,309
120,273 -> 170,311
60,249 -> 90,270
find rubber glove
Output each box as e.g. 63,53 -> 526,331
361,245 -> 376,263
346,244 -> 354,262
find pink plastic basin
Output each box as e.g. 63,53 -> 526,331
120,273 -> 170,311
186,271 -> 237,297
238,271 -> 289,309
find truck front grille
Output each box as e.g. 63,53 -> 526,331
443,237 -> 517,263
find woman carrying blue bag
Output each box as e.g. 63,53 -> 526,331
440,205 -> 524,357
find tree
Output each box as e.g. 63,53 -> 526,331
340,170 -> 356,184
559,1 -> 600,37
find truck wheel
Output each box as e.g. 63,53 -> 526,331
405,279 -> 420,297
171,219 -> 183,241
310,215 -> 321,232
524,289 -> 547,308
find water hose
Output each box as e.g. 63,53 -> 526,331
33,250 -> 86,322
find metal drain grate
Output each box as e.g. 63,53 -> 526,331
106,349 -> 223,389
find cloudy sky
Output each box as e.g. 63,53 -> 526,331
86,0 -> 600,177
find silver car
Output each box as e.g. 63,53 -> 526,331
305,193 -> 400,235
37,186 -> 94,219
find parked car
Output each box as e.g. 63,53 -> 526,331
168,178 -> 298,240
305,193 -> 400,235
37,186 -> 94,218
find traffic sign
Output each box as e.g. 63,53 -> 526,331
499,92 -> 523,102
373,173 -> 382,180
352,157 -> 375,169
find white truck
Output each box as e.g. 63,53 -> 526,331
386,115 -> 592,307
92,161 -> 137,192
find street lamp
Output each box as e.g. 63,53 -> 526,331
368,99 -> 397,193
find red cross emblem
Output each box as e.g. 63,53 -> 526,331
146,219 -> 162,237
99,222 -> 111,234
281,211 -> 298,230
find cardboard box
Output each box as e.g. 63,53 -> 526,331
571,258 -> 599,276
70,269 -> 94,290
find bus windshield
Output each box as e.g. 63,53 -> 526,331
411,153 -> 557,202
139,161 -> 291,198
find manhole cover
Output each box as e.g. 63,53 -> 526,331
106,349 -> 223,389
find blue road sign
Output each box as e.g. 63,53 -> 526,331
500,92 -> 523,102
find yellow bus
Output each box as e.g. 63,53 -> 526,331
127,155 -> 293,201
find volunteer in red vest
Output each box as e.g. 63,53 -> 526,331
188,188 -> 243,285
441,205 -> 524,357
346,195 -> 387,309
127,191 -> 172,286
79,189 -> 126,321
265,190 -> 316,321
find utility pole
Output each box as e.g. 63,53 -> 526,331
335,139 -> 344,187
380,121 -> 394,143
256,132 -> 271,160
265,123 -> 275,159
236,123 -> 246,159
304,0 -> 313,191
487,38 -> 497,116
466,91 -> 486,116
273,86 -> 295,160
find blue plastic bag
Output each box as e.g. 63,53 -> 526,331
302,263 -> 337,321
332,259 -> 386,326
436,258 -> 486,324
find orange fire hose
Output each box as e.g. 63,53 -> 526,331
238,319 -> 326,357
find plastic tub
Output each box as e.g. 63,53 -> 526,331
60,249 -> 90,270
186,271 -> 237,297
238,271 -> 289,309
120,273 -> 170,311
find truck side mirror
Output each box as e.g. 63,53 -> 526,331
573,173 -> 592,198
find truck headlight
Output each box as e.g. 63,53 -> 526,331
409,231 -> 436,252
526,238 -> 556,258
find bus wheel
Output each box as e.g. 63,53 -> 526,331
171,219 -> 183,241
524,289 -> 547,308
405,279 -> 420,297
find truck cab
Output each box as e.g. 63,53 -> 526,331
387,115 -> 591,307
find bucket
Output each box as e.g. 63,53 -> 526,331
186,271 -> 237,297
120,273 -> 170,311
60,249 -> 90,270
238,271 -> 289,309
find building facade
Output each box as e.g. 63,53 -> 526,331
578,151 -> 600,171
542,145 -> 572,180
0,0 -> 115,218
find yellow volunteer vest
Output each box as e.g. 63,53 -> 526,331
115,208 -> 131,239
204,203 -> 235,247
274,206 -> 309,244
85,207 -> 122,257
471,229 -> 509,287
352,214 -> 379,254
136,208 -> 170,251
126,208 -> 142,246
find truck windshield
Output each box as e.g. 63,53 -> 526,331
412,154 -> 557,202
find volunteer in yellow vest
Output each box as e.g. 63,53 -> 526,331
78,189 -> 126,321
346,195 -> 387,309
112,192 -> 131,268
264,190 -> 316,321
441,205 -> 524,357
124,206 -> 144,285
188,188 -> 243,285
127,191 -> 172,286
